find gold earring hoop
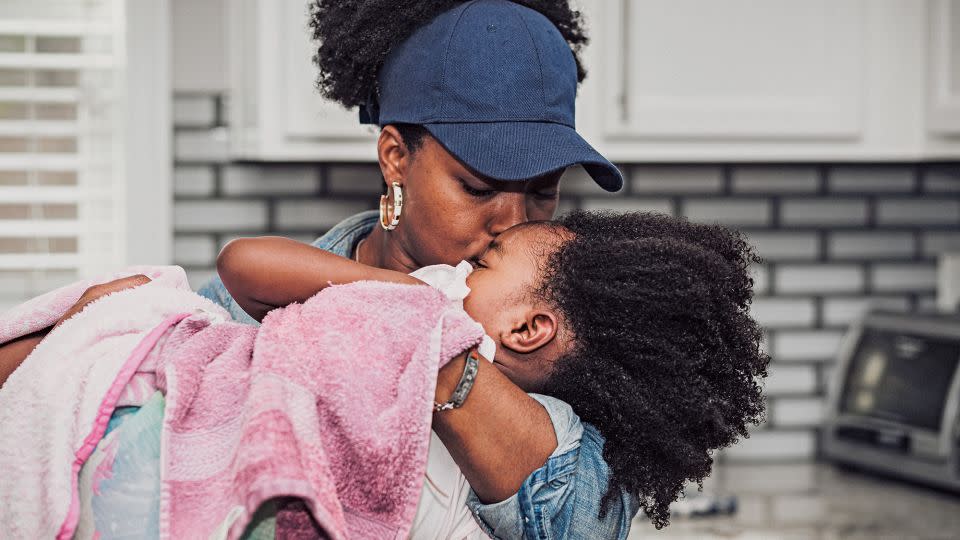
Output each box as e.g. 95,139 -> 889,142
379,181 -> 403,231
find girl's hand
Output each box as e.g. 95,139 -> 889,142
55,274 -> 152,328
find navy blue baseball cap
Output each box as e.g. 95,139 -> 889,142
359,0 -> 623,192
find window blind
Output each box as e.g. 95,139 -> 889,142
0,0 -> 125,311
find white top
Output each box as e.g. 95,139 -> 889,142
407,261 -> 494,539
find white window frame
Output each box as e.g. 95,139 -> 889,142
123,0 -> 171,266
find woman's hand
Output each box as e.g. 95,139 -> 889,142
54,274 -> 152,328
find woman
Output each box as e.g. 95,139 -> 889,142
202,1 -> 631,537
1,3 -> 770,538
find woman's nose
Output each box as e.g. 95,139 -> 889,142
489,193 -> 528,235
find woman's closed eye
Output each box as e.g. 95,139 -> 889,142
457,177 -> 497,198
532,189 -> 558,200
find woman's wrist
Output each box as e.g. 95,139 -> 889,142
435,351 -> 468,404
434,349 -> 479,412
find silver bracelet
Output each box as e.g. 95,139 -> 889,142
433,349 -> 480,412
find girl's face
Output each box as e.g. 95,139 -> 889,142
382,129 -> 562,269
463,223 -> 571,392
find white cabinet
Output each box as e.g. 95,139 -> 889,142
227,0 -> 377,160
601,0 -> 863,140
228,0 -> 960,162
928,0 -> 960,136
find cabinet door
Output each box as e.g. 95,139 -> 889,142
230,0 -> 377,160
600,0 -> 865,140
928,0 -> 960,135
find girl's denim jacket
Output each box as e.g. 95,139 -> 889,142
197,211 -> 640,539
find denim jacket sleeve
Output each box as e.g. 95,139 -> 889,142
195,275 -> 259,325
466,394 -> 640,539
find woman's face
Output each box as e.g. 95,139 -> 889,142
380,128 -> 562,268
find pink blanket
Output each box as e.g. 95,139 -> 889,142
0,266 -> 484,539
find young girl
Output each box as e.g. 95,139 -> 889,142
0,210 -> 768,537
216,209 -> 771,534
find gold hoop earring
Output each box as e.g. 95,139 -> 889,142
379,181 -> 403,231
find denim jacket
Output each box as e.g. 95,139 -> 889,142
196,210 -> 640,539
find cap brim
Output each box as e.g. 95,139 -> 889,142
423,122 -> 623,192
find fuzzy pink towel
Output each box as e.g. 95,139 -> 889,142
0,266 -> 484,540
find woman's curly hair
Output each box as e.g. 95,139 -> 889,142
539,211 -> 769,529
307,0 -> 589,109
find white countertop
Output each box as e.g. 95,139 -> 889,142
628,461 -> 960,540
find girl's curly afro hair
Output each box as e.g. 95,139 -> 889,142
307,0 -> 589,109
539,211 -> 769,529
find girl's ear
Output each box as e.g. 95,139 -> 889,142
500,310 -> 559,354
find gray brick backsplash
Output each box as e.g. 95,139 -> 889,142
771,397 -> 824,427
222,165 -> 320,196
184,267 -> 218,291
174,166 -> 216,197
750,298 -> 816,328
876,199 -> 960,225
821,296 -> 911,326
174,127 -> 230,163
327,163 -> 386,195
631,165 -> 723,193
274,200 -> 372,230
170,93 -> 960,465
781,199 -> 868,226
828,166 -> 916,193
772,330 -> 845,362
751,264 -> 769,294
827,232 -> 915,259
723,430 -> 816,461
173,235 -> 217,266
218,233 -> 318,251
733,166 -> 820,193
917,295 -> 940,312
870,262 -> 937,291
561,164 -> 622,196
581,197 -> 673,215
173,95 -> 217,128
554,198 -> 577,217
922,232 -> 960,256
683,199 -> 771,226
745,232 -> 820,261
175,200 -> 268,232
775,265 -> 864,294
922,166 -> 960,192
764,364 -> 818,395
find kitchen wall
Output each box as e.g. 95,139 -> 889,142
172,91 -> 960,461
170,0 -> 960,462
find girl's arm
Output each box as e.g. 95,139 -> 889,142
0,330 -> 49,388
0,274 -> 152,388
217,236 -> 422,322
